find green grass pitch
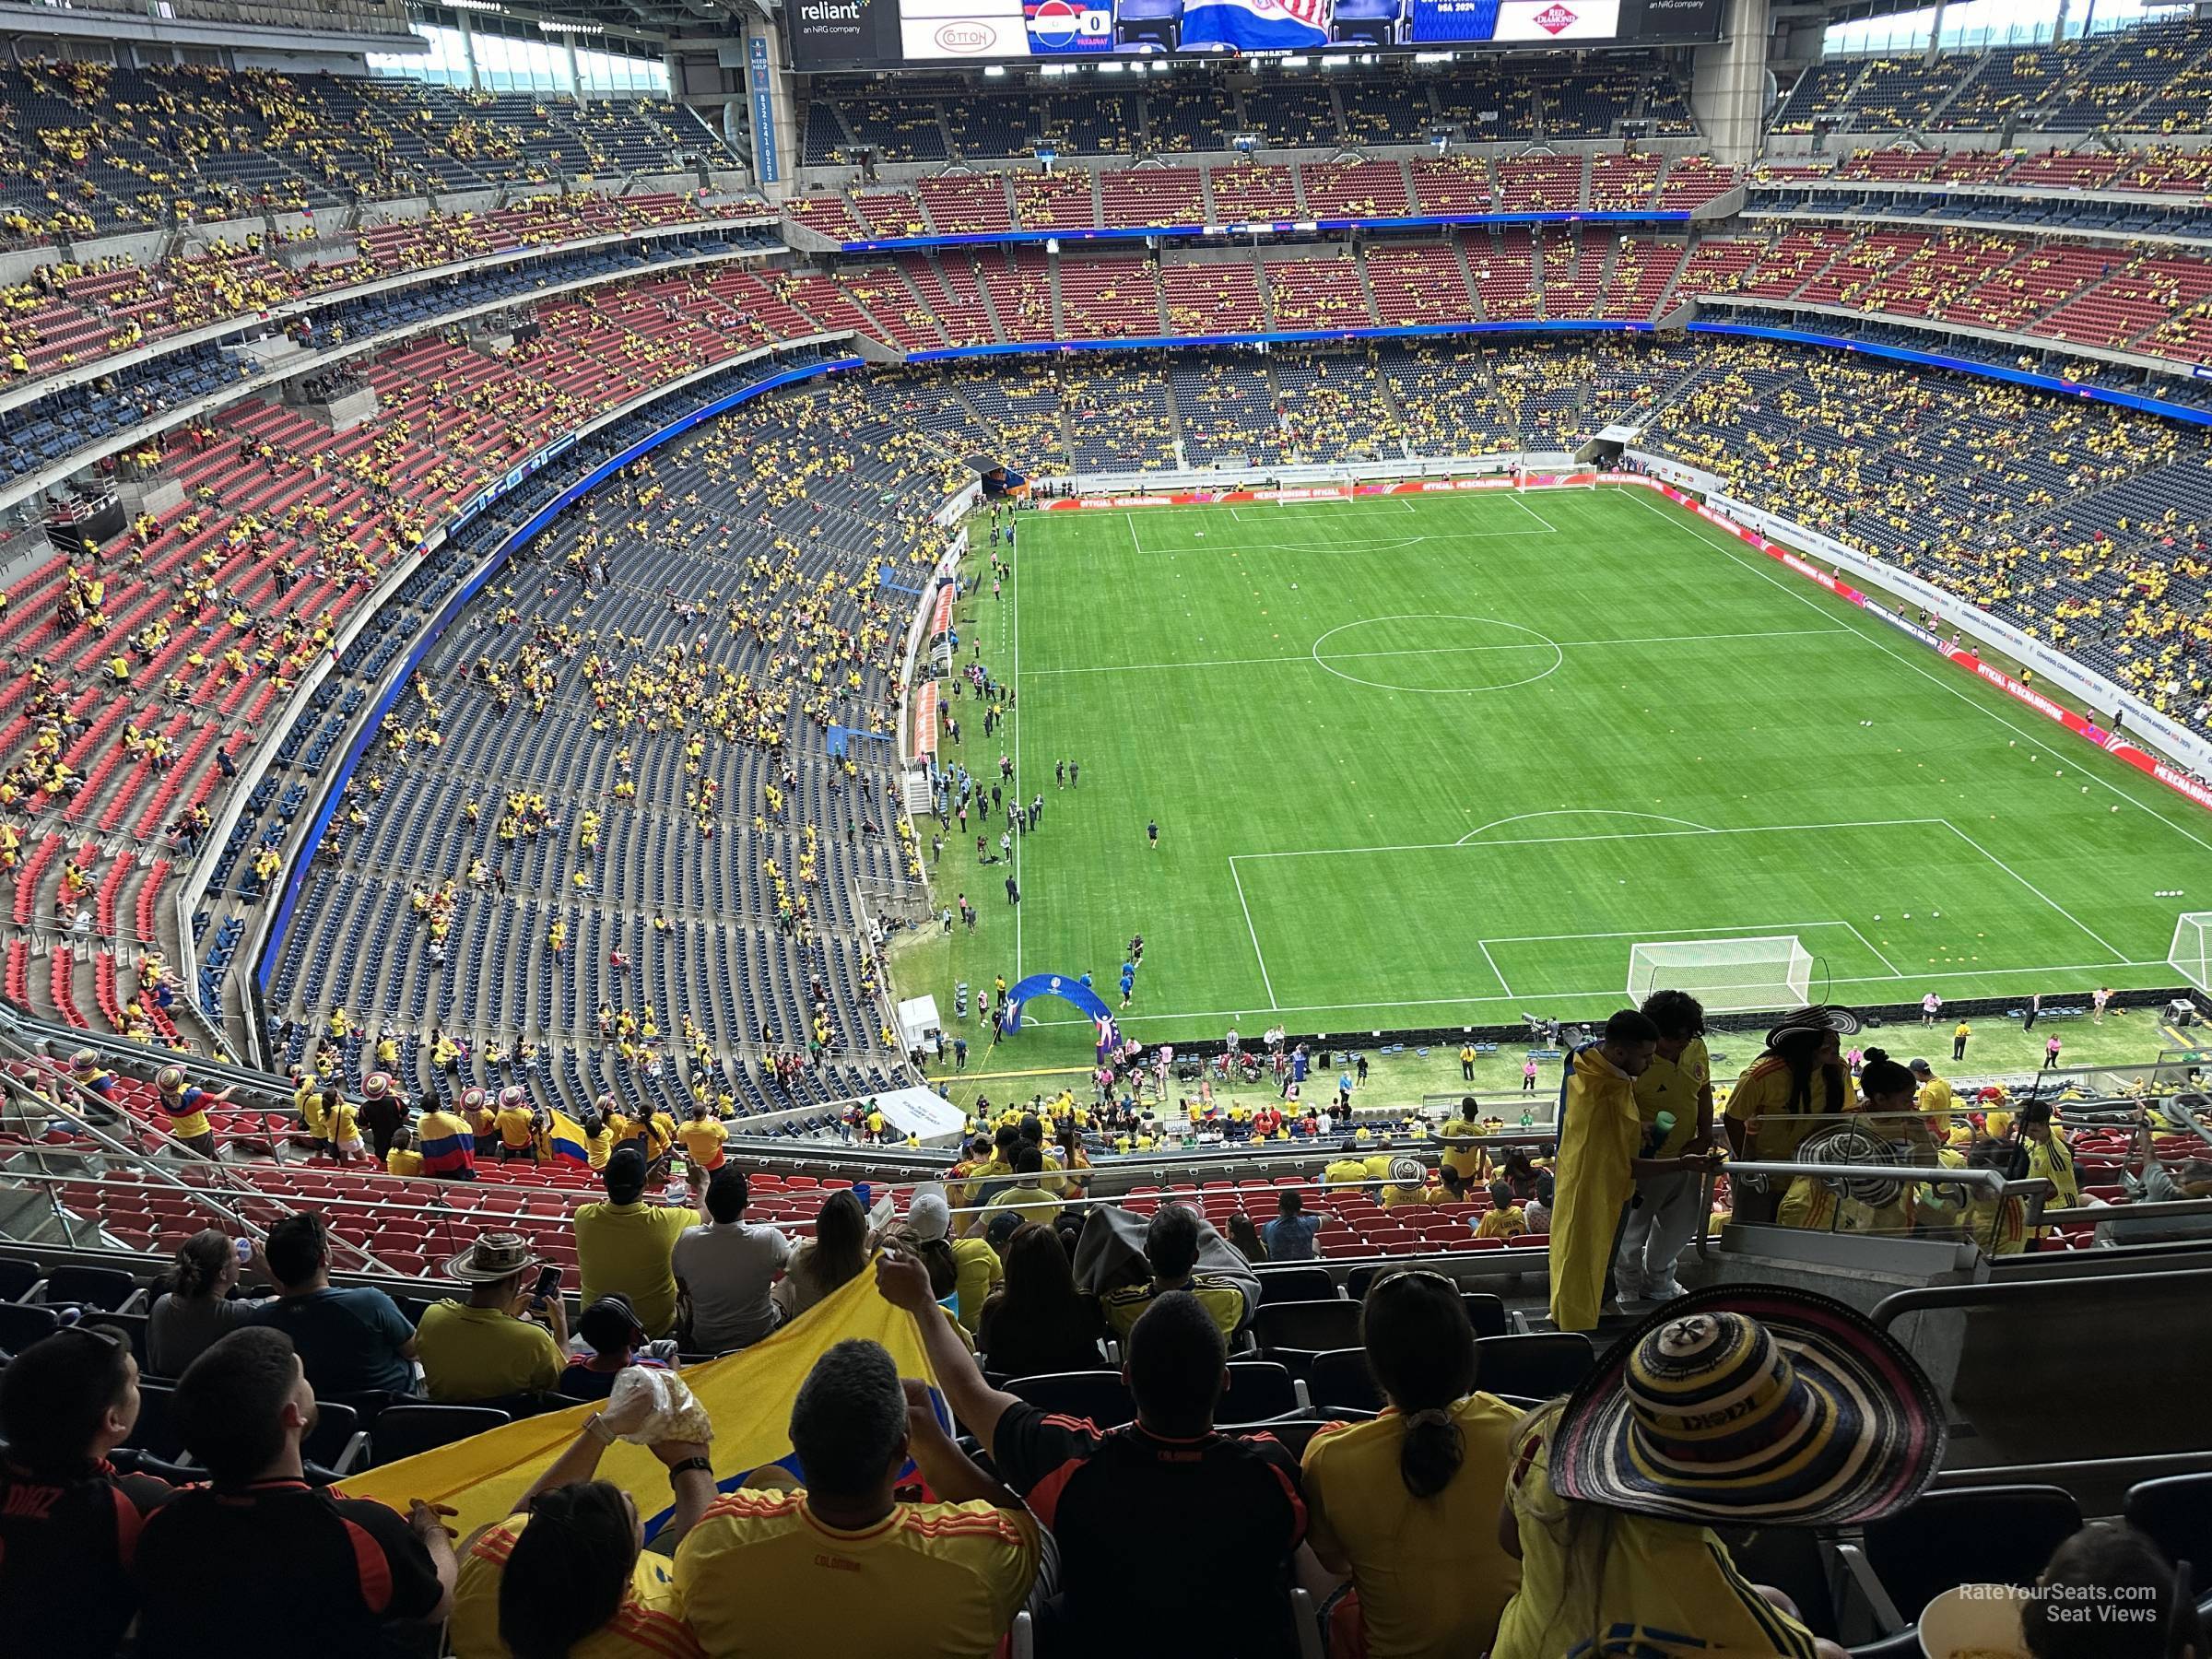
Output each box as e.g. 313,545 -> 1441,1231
913,486 -> 2206,1064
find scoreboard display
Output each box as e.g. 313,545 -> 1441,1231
787,0 -> 1721,69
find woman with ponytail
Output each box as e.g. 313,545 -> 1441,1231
1299,1268 -> 1522,1658
148,1229 -> 266,1376
1724,1006 -> 1858,1225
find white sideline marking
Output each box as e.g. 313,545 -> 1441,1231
1841,919 -> 1906,978
1477,939 -> 1517,1000
1503,490 -> 1559,534
1619,485 -> 2212,865
1023,626 -> 1845,679
1229,858 -> 1278,1011
1940,819 -> 2131,964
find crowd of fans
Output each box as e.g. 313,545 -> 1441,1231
4,1166 -> 2203,1656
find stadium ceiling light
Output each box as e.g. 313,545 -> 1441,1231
445,0 -> 508,12
535,18 -> 604,31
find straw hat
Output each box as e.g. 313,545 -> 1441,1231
1549,1285 -> 1944,1528
362,1071 -> 394,1100
441,1230 -> 541,1284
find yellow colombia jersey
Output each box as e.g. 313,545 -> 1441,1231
1915,1073 -> 1956,1134
673,1489 -> 1037,1659
1438,1118 -> 1485,1182
1322,1158 -> 1370,1188
452,1514 -> 702,1659
1724,1057 -> 1829,1160
1633,1036 -> 1710,1159
1101,1275 -> 1247,1344
678,1118 -> 727,1165
1303,1394 -> 1524,1659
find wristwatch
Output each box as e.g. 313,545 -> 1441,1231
666,1456 -> 713,1479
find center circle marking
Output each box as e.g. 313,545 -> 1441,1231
1308,614 -> 1566,693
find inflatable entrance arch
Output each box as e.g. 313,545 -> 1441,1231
1001,971 -> 1119,1053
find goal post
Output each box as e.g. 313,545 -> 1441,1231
2168,913 -> 2212,994
1627,935 -> 1814,1015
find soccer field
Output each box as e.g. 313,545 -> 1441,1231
922,485 -> 2206,1057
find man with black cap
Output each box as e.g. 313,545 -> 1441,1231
414,1230 -> 570,1403
574,1145 -> 700,1340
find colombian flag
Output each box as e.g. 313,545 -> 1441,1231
342,1268 -> 940,1540
544,1107 -> 592,1164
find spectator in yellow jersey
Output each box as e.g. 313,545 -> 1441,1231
1436,1096 -> 1487,1185
672,1336 -> 1038,1658
983,1146 -> 1064,1227
384,1129 -> 423,1178
1492,1288 -> 1941,1659
327,1092 -> 363,1167
1617,990 -> 1716,1305
450,1386 -> 717,1659
574,1147 -> 698,1340
493,1087 -> 538,1162
1477,1182 -> 1530,1240
154,1064 -> 230,1159
677,1100 -> 727,1171
1908,1057 -> 1956,1137
580,1109 -> 614,1171
1552,1010 -> 1712,1334
2018,1100 -> 2081,1237
1379,1157 -> 1442,1209
1723,1006 -> 1856,1226
415,1231 -> 569,1405
1098,1202 -> 1255,1346
1323,1141 -> 1372,1189
1303,1270 -> 1523,1658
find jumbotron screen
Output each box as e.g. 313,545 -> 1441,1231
787,0 -> 1721,70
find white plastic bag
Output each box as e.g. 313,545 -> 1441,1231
600,1365 -> 713,1445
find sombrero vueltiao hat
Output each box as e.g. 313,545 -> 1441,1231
1797,1120 -> 1910,1206
1548,1285 -> 1944,1529
1765,1005 -> 1861,1051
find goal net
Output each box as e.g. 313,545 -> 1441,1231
1628,936 -> 1814,1014
2168,913 -> 2212,994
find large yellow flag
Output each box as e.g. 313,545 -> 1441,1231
345,1269 -> 938,1539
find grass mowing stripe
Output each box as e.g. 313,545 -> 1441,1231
911,488 -> 2206,1058
1618,486 -> 2212,862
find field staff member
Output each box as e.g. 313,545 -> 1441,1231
1548,1010 -> 1719,1332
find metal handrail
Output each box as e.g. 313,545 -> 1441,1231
0,1064 -> 395,1275
1872,1262 -> 2212,1330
